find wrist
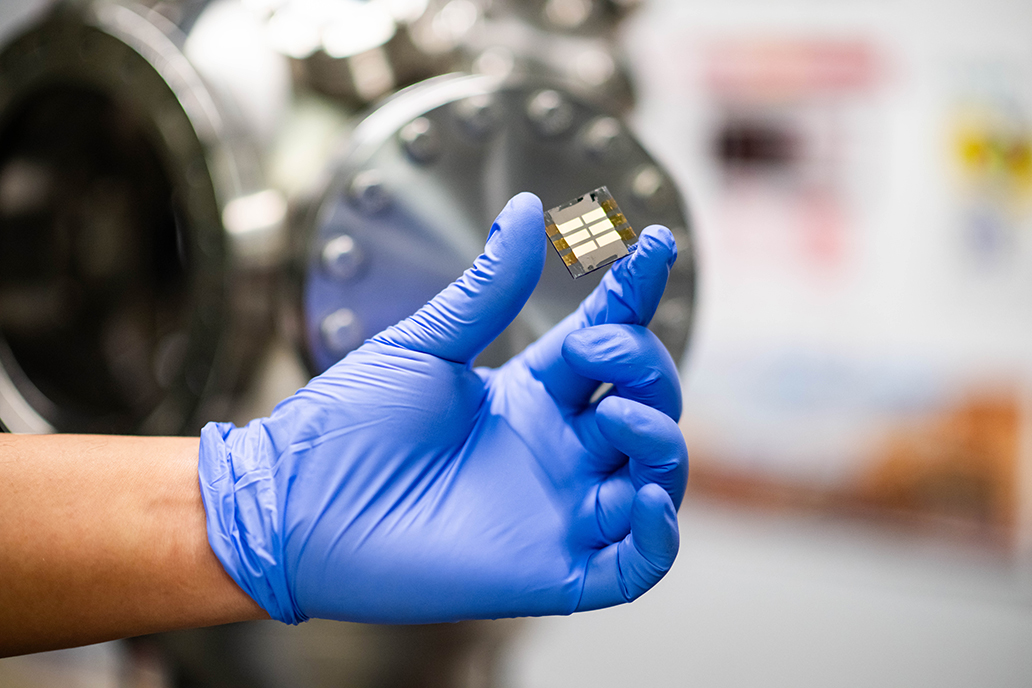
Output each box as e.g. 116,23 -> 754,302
198,421 -> 306,625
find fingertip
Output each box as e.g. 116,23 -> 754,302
576,483 -> 680,612
631,483 -> 679,569
589,226 -> 674,327
637,225 -> 677,267
595,470 -> 635,543
485,192 -> 547,283
594,393 -> 635,428
595,396 -> 688,507
513,190 -> 544,212
558,325 -> 601,369
636,482 -> 677,519
631,225 -> 677,270
378,193 -> 547,362
491,192 -> 543,236
562,326 -> 682,421
594,395 -> 660,445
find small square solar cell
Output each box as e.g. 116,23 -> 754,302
544,186 -> 638,279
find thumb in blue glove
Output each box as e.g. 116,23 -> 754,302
199,192 -> 688,624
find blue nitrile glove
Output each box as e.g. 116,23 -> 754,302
198,192 -> 688,625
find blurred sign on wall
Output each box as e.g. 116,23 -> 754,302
624,0 -> 1032,550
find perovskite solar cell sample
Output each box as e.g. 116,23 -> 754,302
544,186 -> 637,279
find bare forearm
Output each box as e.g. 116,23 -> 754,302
0,434 -> 266,657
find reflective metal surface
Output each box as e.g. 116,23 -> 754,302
300,72 -> 694,373
0,0 -> 284,433
255,0 -> 637,111
0,1 -> 694,686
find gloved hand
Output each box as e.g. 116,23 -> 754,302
199,192 -> 688,625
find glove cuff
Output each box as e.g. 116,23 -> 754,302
198,421 -> 307,625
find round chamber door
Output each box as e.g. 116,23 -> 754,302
0,1 -> 283,434
299,73 -> 695,374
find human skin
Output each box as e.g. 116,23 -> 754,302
0,433 -> 267,657
0,197 -> 686,656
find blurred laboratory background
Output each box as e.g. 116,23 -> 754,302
0,0 -> 1031,686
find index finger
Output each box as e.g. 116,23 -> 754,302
517,225 -> 676,412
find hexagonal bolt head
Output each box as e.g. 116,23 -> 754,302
526,89 -> 574,137
630,164 -> 672,210
320,308 -> 365,356
453,94 -> 500,139
579,116 -> 625,161
399,117 -> 441,165
321,234 -> 365,281
348,169 -> 390,215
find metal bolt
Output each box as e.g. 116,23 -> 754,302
399,117 -> 440,165
527,89 -> 573,137
630,164 -> 671,210
348,169 -> 390,215
580,116 -> 623,161
453,94 -> 499,139
322,234 -> 364,281
543,0 -> 593,30
473,46 -> 515,78
574,48 -> 616,88
321,308 -> 364,357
